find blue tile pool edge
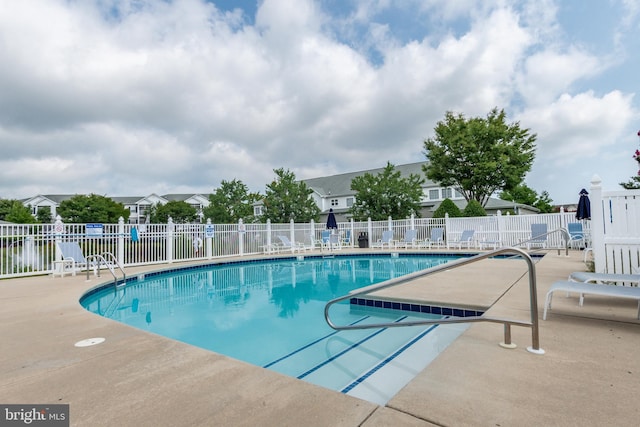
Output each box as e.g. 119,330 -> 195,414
350,297 -> 485,317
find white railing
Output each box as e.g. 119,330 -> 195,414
0,210 -> 585,279
590,175 -> 640,275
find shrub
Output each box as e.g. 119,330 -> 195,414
462,200 -> 487,217
433,198 -> 461,218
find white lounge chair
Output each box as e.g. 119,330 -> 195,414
419,227 -> 444,249
569,271 -> 640,286
372,230 -> 393,249
277,235 -> 306,252
394,229 -> 417,249
567,223 -> 586,249
526,223 -> 548,250
543,280 -> 640,320
448,230 -> 475,249
53,241 -> 89,277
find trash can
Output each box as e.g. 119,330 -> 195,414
358,232 -> 369,248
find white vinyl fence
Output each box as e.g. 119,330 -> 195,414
590,176 -> 640,275
1,210 -> 584,280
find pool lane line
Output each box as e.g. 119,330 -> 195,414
296,316 -> 409,380
340,321 -> 442,394
262,315 -> 371,369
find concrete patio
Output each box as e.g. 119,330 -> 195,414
1,250 -> 639,426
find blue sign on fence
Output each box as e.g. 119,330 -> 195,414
205,224 -> 215,238
86,223 -> 104,237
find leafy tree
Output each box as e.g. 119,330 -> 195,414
0,200 -> 37,223
500,184 -> 554,213
423,108 -> 536,207
349,162 -> 425,221
58,194 -> 130,223
261,168 -> 320,223
620,142 -> 640,189
433,198 -> 461,218
150,201 -> 198,224
36,206 -> 52,223
462,199 -> 487,217
203,179 -> 261,223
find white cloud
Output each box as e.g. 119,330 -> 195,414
0,0 -> 637,205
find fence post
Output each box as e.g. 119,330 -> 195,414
590,175 -> 605,273
350,218 -> 355,247
205,219 -> 213,259
444,213 -> 450,246
410,214 -> 415,230
53,215 -> 64,272
167,217 -> 174,263
266,219 -> 272,250
497,210 -> 504,246
238,219 -> 245,256
117,216 -> 125,266
290,219 -> 295,253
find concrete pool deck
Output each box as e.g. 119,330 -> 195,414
1,250 -> 639,426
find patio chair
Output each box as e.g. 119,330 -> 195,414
569,270 -> 640,286
371,230 -> 394,249
341,229 -> 352,247
448,230 -> 475,249
394,229 -> 417,249
567,223 -> 585,249
53,241 -> 90,277
419,227 -> 444,249
526,223 -> 548,250
321,230 -> 331,248
277,235 -> 306,252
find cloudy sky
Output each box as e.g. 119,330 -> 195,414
1,0 -> 638,205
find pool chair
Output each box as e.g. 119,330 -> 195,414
277,235 -> 306,252
53,241 -> 89,277
567,222 -> 586,249
419,227 -> 444,249
569,270 -> 640,287
448,230 -> 475,250
394,229 -> 418,249
321,230 -> 331,248
526,223 -> 548,250
341,229 -> 352,247
371,230 -> 394,249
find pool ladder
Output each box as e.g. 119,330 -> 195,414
325,229 -> 570,355
86,251 -> 126,287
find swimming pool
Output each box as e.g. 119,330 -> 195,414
81,254 -> 472,404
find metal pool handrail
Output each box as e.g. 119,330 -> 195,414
323,247 -> 545,354
86,251 -> 126,286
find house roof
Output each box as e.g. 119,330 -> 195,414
303,161 -> 434,197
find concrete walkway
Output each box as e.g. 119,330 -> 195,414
1,250 -> 639,426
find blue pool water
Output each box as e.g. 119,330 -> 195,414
81,254 -> 470,404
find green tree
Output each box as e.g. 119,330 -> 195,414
203,179 -> 261,223
36,206 -> 52,223
0,200 -> 37,223
423,108 -> 536,207
432,198 -> 461,218
500,184 -> 554,213
261,168 -> 320,223
349,162 -> 425,221
462,199 -> 487,217
620,143 -> 640,189
150,201 -> 198,224
0,199 -> 35,223
58,194 -> 130,223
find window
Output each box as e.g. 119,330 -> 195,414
254,206 -> 263,216
331,199 -> 339,207
429,189 -> 439,200
346,197 -> 354,207
442,188 -> 452,199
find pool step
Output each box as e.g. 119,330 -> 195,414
264,312 -> 467,404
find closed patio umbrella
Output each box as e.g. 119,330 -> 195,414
326,208 -> 338,229
576,189 -> 591,220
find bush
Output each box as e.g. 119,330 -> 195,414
433,198 -> 461,218
462,200 -> 487,217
